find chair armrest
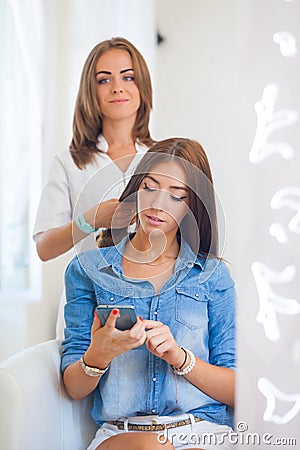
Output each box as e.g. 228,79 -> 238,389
0,339 -> 97,450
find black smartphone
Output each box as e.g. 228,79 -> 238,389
96,305 -> 137,330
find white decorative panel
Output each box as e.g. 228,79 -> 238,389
235,0 -> 300,447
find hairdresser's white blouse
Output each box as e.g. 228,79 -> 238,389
33,135 -> 148,255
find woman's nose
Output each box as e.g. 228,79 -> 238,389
112,80 -> 123,94
150,190 -> 166,210
113,87 -> 123,93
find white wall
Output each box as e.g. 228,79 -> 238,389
154,0 -> 240,266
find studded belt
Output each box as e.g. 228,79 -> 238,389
106,416 -> 203,432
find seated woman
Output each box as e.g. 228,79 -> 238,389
61,137 -> 236,450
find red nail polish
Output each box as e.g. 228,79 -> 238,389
138,316 -> 143,321
113,309 -> 119,315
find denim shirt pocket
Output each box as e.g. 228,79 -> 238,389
95,286 -> 135,306
175,286 -> 209,330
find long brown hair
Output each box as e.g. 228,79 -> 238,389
70,37 -> 154,169
99,138 -> 219,258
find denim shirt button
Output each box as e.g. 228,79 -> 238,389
151,409 -> 156,413
109,297 -> 114,302
187,262 -> 193,268
154,311 -> 158,315
195,293 -> 199,297
153,377 -> 157,382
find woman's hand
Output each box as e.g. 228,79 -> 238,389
144,320 -> 235,407
63,310 -> 145,401
86,198 -> 135,230
84,309 -> 146,369
142,319 -> 185,368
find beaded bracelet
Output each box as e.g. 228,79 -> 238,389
173,348 -> 196,376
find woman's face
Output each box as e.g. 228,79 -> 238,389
137,161 -> 189,238
95,49 -> 141,123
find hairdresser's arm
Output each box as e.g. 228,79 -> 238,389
35,198 -> 122,261
63,311 -> 146,400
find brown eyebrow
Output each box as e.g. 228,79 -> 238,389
96,70 -> 111,75
145,175 -> 188,192
95,68 -> 134,76
120,68 -> 134,74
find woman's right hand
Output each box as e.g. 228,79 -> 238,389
84,309 -> 146,369
88,198 -> 135,230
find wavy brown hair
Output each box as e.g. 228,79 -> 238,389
99,138 -> 219,258
70,37 -> 154,169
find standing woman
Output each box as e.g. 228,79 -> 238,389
33,37 -> 154,261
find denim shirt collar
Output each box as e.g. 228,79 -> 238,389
97,235 -> 204,275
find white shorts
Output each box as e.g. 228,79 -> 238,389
86,414 -> 234,450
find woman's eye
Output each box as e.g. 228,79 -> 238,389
97,78 -> 110,84
124,75 -> 134,82
170,194 -> 187,202
143,182 -> 156,191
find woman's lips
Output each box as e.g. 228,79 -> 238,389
109,99 -> 128,104
146,215 -> 164,226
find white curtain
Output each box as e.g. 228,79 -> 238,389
0,0 -> 44,294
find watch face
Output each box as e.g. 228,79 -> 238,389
85,365 -> 102,377
87,369 -> 96,375
80,356 -> 108,377
87,366 -> 100,374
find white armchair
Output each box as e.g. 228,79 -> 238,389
0,339 -> 97,450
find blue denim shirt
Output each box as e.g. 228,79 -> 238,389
61,237 -> 236,427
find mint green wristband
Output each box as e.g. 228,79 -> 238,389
75,213 -> 99,234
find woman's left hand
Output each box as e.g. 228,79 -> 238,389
142,319 -> 185,368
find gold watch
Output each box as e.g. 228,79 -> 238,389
80,355 -> 109,377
